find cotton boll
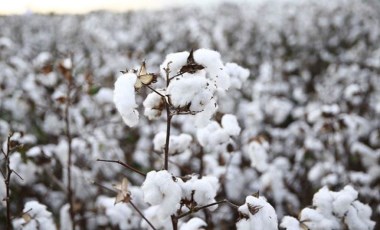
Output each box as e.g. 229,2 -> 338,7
194,98 -> 218,127
167,75 -> 213,111
225,62 -> 250,89
194,49 -> 230,90
0,179 -> 6,206
331,185 -> 358,217
59,204 -> 72,230
181,176 -> 220,209
312,186 -> 334,214
160,51 -> 189,78
153,132 -> 192,154
280,216 -> 304,230
141,170 -> 182,219
300,208 -> 338,230
345,201 -> 375,230
113,73 -> 139,127
94,88 -> 114,104
96,196 -> 137,229
180,217 -> 207,230
236,196 -> 278,230
247,141 -> 269,172
142,206 -> 172,230
221,114 -> 241,136
143,89 -> 165,120
13,201 -> 56,230
9,152 -> 38,185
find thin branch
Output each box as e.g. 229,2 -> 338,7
11,169 -> 23,181
130,201 -> 157,230
145,85 -> 166,98
177,200 -> 227,219
96,159 -> 146,177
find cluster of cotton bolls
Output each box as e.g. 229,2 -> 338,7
0,0 -> 380,229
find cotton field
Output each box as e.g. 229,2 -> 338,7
0,0 -> 379,229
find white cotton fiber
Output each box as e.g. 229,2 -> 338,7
113,73 -> 139,127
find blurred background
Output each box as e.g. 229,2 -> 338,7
0,0 -> 379,229
0,0 -> 249,14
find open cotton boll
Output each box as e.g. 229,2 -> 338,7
142,206 -> 172,230
247,141 -> 269,172
13,201 -> 56,230
153,132 -> 192,154
196,121 -> 230,148
180,217 -> 207,230
141,170 -> 182,219
194,49 -> 230,90
181,176 -> 220,209
300,208 -> 339,230
113,73 -> 139,127
236,195 -> 278,230
143,89 -> 165,120
160,51 -> 189,78
167,75 -> 214,111
221,114 -> 241,136
345,201 -> 375,230
331,185 -> 358,217
312,186 -> 334,214
194,98 -> 218,127
280,216 -> 303,230
95,196 -> 136,229
225,62 -> 250,89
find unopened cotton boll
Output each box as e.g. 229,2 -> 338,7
113,73 -> 139,127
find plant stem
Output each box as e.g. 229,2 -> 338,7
4,133 -> 12,230
177,200 -> 227,219
130,201 -> 157,230
164,110 -> 172,171
96,159 -> 146,177
64,62 -> 75,230
171,215 -> 178,230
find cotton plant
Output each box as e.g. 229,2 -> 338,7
280,185 -> 376,230
111,49 -> 249,229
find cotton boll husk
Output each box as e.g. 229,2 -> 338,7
221,114 -> 241,136
180,217 -> 207,230
113,73 -> 139,127
236,196 -> 278,230
141,170 -> 182,219
280,216 -> 303,230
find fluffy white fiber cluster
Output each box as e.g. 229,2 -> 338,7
281,185 -> 375,230
141,170 -> 182,221
141,170 -> 220,229
153,131 -> 192,154
113,72 -> 139,127
236,195 -> 278,230
13,201 -> 56,230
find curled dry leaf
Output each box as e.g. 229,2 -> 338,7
113,178 -> 132,205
